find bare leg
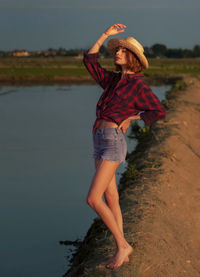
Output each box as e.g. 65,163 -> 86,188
104,175 -> 123,235
94,159 -> 124,235
104,174 -> 130,264
87,159 -> 133,268
94,159 -> 130,265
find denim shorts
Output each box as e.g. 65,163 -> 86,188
93,128 -> 127,163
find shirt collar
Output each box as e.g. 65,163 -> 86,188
119,72 -> 144,80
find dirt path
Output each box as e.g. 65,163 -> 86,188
66,76 -> 200,277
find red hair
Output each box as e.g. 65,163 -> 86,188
114,48 -> 143,73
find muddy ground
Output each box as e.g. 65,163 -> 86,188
65,75 -> 200,277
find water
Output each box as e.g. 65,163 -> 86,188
0,84 -> 170,277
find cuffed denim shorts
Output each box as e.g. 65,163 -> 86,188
93,128 -> 127,163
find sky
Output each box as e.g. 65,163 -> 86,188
0,0 -> 200,51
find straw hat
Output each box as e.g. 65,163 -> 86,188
107,37 -> 149,70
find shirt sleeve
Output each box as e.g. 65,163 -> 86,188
136,82 -> 166,125
83,50 -> 116,89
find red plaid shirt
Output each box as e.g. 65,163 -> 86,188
83,51 -> 166,132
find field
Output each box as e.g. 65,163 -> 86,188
0,56 -> 200,84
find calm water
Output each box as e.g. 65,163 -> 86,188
0,84 -> 170,277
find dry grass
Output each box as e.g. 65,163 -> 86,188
65,76 -> 200,277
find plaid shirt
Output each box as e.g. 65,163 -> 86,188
83,51 -> 166,132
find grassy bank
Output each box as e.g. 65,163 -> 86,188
64,75 -> 200,277
0,57 -> 200,85
64,79 -> 179,277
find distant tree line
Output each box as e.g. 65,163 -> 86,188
144,44 -> 200,58
1,44 -> 200,58
99,44 -> 200,58
59,44 -> 200,58
55,44 -> 200,58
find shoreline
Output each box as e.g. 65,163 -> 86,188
0,75 -> 180,87
65,75 -> 200,277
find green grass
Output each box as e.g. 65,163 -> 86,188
0,56 -> 200,82
0,68 -> 88,78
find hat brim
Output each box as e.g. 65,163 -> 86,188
107,38 -> 149,70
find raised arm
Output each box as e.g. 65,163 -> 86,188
88,24 -> 127,54
83,24 -> 127,88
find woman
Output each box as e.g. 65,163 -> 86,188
83,24 -> 166,269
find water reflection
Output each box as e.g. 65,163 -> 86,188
0,88 -> 18,96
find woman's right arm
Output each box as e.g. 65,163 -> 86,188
83,24 -> 126,88
88,24 -> 127,54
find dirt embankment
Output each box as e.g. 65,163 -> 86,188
66,76 -> 200,277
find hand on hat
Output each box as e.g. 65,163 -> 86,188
104,24 -> 127,37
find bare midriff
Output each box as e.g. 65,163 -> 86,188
97,119 -> 118,129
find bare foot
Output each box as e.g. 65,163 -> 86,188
101,253 -> 130,266
105,244 -> 133,269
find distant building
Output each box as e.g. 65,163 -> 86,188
74,54 -> 83,59
13,51 -> 30,57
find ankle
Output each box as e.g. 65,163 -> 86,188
117,239 -> 130,250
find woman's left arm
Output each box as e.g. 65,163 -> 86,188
136,84 -> 166,125
117,114 -> 141,134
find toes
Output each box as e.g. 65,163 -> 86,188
105,260 -> 116,269
105,255 -> 129,268
106,261 -> 123,269
101,260 -> 110,266
101,256 -> 116,266
105,259 -> 124,269
105,260 -> 115,268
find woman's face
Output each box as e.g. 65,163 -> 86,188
114,47 -> 127,66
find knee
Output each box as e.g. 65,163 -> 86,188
86,194 -> 99,209
86,194 -> 93,207
105,191 -> 119,207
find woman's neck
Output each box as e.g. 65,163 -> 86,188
121,70 -> 135,79
121,66 -> 135,78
